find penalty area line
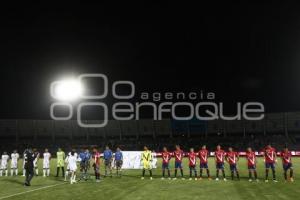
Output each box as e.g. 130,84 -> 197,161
0,182 -> 67,200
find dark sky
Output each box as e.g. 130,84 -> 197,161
1,2 -> 300,119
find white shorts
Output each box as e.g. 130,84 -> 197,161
1,162 -> 8,170
11,161 -> 18,169
69,164 -> 77,172
43,161 -> 50,169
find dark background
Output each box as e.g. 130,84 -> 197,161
0,2 -> 300,119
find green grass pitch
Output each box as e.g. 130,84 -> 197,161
0,157 -> 299,200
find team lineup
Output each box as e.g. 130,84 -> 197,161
0,144 -> 294,186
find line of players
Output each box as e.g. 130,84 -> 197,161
141,144 -> 294,182
0,148 -> 51,177
62,146 -> 124,184
0,146 -> 123,185
56,146 -> 123,184
0,144 -> 294,183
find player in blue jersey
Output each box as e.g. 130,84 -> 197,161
103,146 -> 113,177
79,148 -> 91,181
114,147 -> 123,177
78,149 -> 86,180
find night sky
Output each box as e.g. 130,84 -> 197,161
1,2 -> 300,119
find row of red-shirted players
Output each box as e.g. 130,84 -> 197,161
159,144 -> 294,182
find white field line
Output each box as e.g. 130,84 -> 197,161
0,182 -> 67,200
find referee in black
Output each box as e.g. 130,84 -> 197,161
24,148 -> 36,186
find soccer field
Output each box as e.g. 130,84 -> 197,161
0,158 -> 299,200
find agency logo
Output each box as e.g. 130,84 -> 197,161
50,73 -> 265,128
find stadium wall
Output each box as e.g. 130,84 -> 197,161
0,112 -> 299,140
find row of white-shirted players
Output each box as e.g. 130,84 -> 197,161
0,149 -> 51,177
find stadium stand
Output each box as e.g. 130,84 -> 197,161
0,112 -> 300,154
120,120 -> 138,137
36,120 -> 53,139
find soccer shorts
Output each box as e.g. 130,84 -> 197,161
1,162 -> 7,170
43,161 -> 50,169
25,167 -> 34,175
116,160 -> 123,168
57,159 -> 64,167
143,161 -> 151,170
200,163 -> 208,169
265,163 -> 275,169
69,164 -> 77,172
104,159 -> 111,167
175,161 -> 183,169
162,163 -> 169,169
189,165 -> 196,169
229,164 -> 237,171
80,161 -> 86,169
11,161 -> 18,169
216,163 -> 224,170
283,163 -> 292,171
248,165 -> 256,170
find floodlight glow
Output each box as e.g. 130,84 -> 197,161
52,79 -> 83,101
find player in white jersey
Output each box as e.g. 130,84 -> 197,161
65,151 -> 78,181
64,154 -> 70,181
0,152 -> 10,176
33,149 -> 40,176
10,150 -> 19,176
68,151 -> 78,184
43,149 -> 51,177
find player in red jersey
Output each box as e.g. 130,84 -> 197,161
187,148 -> 197,180
173,145 -> 184,180
161,147 -> 171,180
92,148 -> 101,182
263,144 -> 277,182
281,147 -> 294,182
246,147 -> 258,182
198,145 -> 211,180
226,147 -> 240,180
215,145 -> 227,181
